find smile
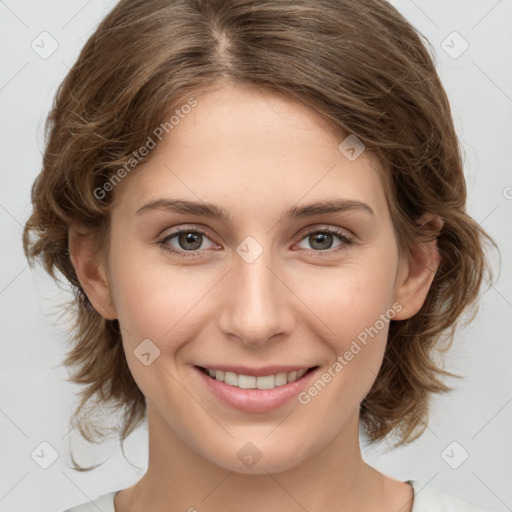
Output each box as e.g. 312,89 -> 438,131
199,367 -> 310,389
194,364 -> 320,412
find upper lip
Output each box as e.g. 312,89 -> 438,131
195,364 -> 318,377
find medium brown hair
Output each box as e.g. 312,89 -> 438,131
23,0 -> 495,470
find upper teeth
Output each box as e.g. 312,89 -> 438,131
205,368 -> 308,389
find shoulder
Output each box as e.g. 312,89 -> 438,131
409,480 -> 492,512
60,490 -> 120,512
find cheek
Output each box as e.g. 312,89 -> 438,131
295,257 -> 398,346
108,246 -> 217,352
295,268 -> 398,419
291,250 -> 399,401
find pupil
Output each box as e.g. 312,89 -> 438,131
180,232 -> 202,250
311,233 -> 332,250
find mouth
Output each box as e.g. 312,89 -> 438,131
195,365 -> 319,390
193,364 -> 321,413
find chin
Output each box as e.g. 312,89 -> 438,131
199,436 -> 313,475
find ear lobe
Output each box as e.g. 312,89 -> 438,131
68,225 -> 117,320
393,213 -> 443,321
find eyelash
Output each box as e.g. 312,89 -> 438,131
158,225 -> 355,259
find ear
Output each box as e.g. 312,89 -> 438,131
393,213 -> 443,321
68,224 -> 117,320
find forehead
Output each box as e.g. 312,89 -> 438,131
111,84 -> 390,223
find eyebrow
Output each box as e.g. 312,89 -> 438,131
135,198 -> 375,223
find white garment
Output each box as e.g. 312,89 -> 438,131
61,480 -> 491,511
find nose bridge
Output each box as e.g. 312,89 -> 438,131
218,239 -> 294,346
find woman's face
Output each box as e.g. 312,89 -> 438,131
101,84 -> 417,473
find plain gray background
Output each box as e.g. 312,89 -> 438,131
1,1 -> 511,511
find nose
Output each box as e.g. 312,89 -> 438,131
217,244 -> 296,348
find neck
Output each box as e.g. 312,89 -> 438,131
122,404 -> 403,512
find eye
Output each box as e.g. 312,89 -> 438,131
158,225 -> 354,259
158,227 -> 217,257
295,227 -> 354,253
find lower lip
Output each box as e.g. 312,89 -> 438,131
194,366 -> 319,413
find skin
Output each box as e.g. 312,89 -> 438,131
70,83 -> 441,512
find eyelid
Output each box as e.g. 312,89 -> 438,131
297,224 -> 355,241
159,225 -> 218,248
159,224 -> 353,246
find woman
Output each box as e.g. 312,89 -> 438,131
23,0 -> 495,510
